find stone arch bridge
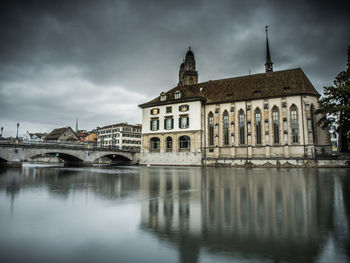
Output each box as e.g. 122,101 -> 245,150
0,142 -> 139,167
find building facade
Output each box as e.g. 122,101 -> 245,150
97,123 -> 142,150
44,127 -> 79,143
139,36 -> 330,166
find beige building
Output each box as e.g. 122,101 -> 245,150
139,36 -> 330,166
97,123 -> 142,150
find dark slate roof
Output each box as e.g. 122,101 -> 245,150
139,68 -> 319,108
44,127 -> 78,140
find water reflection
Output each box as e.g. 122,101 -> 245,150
139,167 -> 350,263
0,165 -> 349,263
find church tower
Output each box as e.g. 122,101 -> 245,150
178,46 -> 198,86
265,26 -> 273,75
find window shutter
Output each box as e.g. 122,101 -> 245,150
179,118 -> 181,128
164,119 -> 167,130
150,120 -> 152,130
150,109 -> 152,114
179,106 -> 181,111
156,120 -> 159,130
186,117 -> 189,127
171,118 -> 174,129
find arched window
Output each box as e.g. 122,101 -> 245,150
208,112 -> 214,146
310,104 -> 317,144
166,136 -> 173,152
255,108 -> 262,145
272,107 -> 280,144
223,111 -> 229,145
150,137 -> 160,152
291,105 -> 298,143
179,136 -> 190,150
239,110 -> 245,145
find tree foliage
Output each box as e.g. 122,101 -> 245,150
315,45 -> 350,152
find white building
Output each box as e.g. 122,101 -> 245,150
138,37 -> 330,166
97,123 -> 142,150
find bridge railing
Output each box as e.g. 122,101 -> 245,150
0,140 -> 140,153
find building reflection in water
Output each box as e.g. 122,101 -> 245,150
139,167 -> 349,262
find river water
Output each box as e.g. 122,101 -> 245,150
0,164 -> 349,263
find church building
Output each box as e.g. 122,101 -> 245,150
138,30 -> 330,166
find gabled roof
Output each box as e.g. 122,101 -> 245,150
44,127 -> 79,141
139,68 -> 319,108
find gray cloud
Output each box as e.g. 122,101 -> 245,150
0,0 -> 349,137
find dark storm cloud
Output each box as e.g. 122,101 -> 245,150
0,0 -> 349,136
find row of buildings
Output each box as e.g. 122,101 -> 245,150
19,123 -> 142,151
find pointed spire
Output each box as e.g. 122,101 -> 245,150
265,25 -> 273,75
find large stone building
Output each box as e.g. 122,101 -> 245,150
139,33 -> 330,166
97,123 -> 142,150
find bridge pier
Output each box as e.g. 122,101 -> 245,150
2,161 -> 23,168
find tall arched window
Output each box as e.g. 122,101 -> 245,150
208,112 -> 214,146
223,111 -> 229,145
291,105 -> 298,143
272,107 -> 280,144
239,110 -> 245,145
150,137 -> 160,152
255,108 -> 262,145
179,135 -> 190,150
166,136 -> 173,152
310,104 -> 317,144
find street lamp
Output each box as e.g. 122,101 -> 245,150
16,123 -> 19,139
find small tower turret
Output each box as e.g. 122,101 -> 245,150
178,46 -> 198,86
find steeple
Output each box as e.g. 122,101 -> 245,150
265,25 -> 273,75
178,46 -> 198,86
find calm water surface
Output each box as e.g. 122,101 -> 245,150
0,164 -> 349,263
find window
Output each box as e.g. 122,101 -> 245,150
150,137 -> 160,151
166,137 -> 173,151
179,136 -> 190,150
175,90 -> 181,99
208,112 -> 214,146
272,107 -> 280,144
223,111 -> 229,145
291,105 -> 298,143
239,110 -> 245,145
164,118 -> 174,130
179,116 -> 189,129
160,92 -> 166,101
150,119 -> 159,131
150,108 -> 159,115
255,109 -> 262,145
179,105 -> 189,112
166,106 -> 172,113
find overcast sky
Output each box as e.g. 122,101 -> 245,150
0,0 -> 349,137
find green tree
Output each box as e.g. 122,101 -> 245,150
316,45 -> 350,152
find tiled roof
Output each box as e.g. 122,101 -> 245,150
139,68 -> 319,108
98,123 -> 142,130
44,127 -> 78,140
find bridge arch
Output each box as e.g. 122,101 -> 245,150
93,153 -> 132,164
26,151 -> 84,163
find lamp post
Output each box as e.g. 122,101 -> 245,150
16,123 -> 19,140
1,127 -> 3,137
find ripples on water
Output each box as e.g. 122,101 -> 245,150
0,164 -> 349,263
